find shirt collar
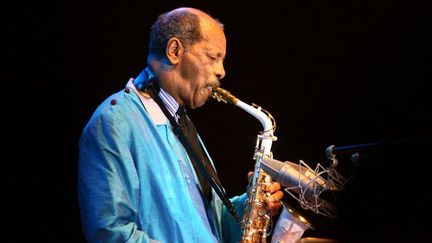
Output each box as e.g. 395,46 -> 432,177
144,68 -> 181,120
158,88 -> 179,118
132,67 -> 181,122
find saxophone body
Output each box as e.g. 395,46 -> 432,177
212,88 -> 277,243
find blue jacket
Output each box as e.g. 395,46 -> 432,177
78,81 -> 245,243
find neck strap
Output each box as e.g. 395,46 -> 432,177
141,77 -> 241,225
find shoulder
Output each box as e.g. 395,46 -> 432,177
82,87 -> 146,134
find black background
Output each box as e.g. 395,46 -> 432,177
7,0 -> 432,242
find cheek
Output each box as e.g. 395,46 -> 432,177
189,64 -> 211,88
195,60 -> 213,81
181,52 -> 213,91
181,56 -> 203,82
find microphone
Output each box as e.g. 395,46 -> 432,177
261,157 -> 331,196
261,156 -> 338,218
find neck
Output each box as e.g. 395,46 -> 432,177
133,67 -> 155,90
148,59 -> 185,107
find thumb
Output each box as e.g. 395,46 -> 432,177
247,171 -> 253,183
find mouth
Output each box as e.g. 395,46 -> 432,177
206,81 -> 221,92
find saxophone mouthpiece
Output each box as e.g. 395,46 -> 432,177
212,87 -> 238,104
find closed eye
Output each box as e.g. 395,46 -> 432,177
207,54 -> 217,61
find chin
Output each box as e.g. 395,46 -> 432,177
192,103 -> 203,109
192,97 -> 209,109
193,101 -> 206,109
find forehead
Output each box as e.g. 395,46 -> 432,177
199,18 -> 226,54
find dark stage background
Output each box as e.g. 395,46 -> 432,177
8,0 -> 432,242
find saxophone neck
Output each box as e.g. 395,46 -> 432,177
212,87 -> 276,133
212,87 -> 277,156
237,101 -> 273,133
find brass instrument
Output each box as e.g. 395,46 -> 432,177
212,87 -> 277,243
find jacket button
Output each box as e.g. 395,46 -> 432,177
124,87 -> 130,93
111,99 -> 117,105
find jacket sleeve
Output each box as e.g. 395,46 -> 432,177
221,193 -> 246,243
77,107 -> 157,243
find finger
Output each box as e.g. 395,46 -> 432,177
247,171 -> 253,183
266,182 -> 281,193
267,190 -> 284,203
267,201 -> 282,216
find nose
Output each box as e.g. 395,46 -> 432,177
215,61 -> 225,80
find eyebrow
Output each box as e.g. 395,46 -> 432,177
207,50 -> 225,58
205,46 -> 226,60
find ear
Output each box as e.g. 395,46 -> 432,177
166,37 -> 183,65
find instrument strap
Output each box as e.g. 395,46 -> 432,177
144,79 -> 241,225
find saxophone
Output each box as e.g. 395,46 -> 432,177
212,87 -> 277,243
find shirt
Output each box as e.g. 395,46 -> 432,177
154,85 -> 216,238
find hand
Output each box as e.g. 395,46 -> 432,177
248,171 -> 284,216
266,180 -> 283,216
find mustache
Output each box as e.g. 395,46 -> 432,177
208,80 -> 221,90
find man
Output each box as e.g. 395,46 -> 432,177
78,7 -> 283,242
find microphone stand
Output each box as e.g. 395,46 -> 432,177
326,137 -> 432,166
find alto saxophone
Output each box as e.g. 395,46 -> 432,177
212,87 -> 277,243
